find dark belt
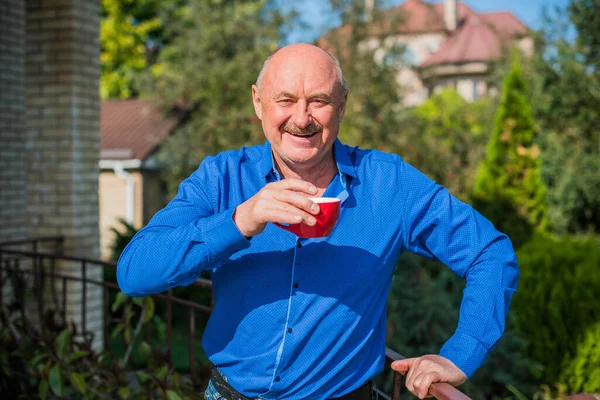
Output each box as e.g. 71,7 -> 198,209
210,367 -> 373,400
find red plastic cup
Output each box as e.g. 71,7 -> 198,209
274,197 -> 341,238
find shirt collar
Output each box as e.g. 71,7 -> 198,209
332,138 -> 357,179
258,138 -> 357,181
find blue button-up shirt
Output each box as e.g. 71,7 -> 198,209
117,139 -> 519,399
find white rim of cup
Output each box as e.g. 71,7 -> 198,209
308,197 -> 340,203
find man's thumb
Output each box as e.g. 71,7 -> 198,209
391,358 -> 414,374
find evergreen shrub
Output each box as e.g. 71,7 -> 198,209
514,232 -> 600,394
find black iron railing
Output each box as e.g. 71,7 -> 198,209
0,236 -> 471,400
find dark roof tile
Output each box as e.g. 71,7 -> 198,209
100,99 -> 176,161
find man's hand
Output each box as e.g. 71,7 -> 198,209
391,355 -> 467,399
233,179 -> 320,237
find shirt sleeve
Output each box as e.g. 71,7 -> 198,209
116,160 -> 251,297
397,160 -> 519,378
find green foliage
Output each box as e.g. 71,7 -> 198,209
513,232 -> 600,394
473,55 -> 547,246
568,0 -> 600,69
101,0 -> 162,99
497,3 -> 600,235
145,0 -> 285,196
391,89 -> 495,201
101,0 -> 185,99
0,264 -> 204,399
526,37 -> 600,234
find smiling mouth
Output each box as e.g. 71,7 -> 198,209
286,131 -> 318,138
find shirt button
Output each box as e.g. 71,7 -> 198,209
274,376 -> 281,382
296,242 -> 302,248
293,282 -> 299,288
287,328 -> 293,333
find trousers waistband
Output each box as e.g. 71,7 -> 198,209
209,367 -> 373,400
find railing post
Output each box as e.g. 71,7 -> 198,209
81,261 -> 87,336
189,308 -> 196,387
36,255 -> 44,326
392,371 -> 402,400
167,288 -> 173,366
50,258 -> 59,312
0,251 -> 3,311
62,277 -> 67,324
15,258 -> 27,333
104,286 -> 110,352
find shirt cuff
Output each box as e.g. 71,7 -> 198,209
199,207 -> 251,266
439,331 -> 490,378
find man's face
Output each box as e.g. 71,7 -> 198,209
252,46 -> 347,169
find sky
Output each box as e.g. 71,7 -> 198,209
279,0 -> 572,44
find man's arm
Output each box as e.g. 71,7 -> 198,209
117,159 -> 321,297
116,161 -> 252,297
391,160 -> 519,398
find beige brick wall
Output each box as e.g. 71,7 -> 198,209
23,0 -> 103,350
25,0 -> 101,259
0,0 -> 27,242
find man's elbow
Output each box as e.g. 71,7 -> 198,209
116,259 -> 146,297
502,236 -> 520,290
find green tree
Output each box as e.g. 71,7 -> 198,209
494,1 -> 600,234
473,56 -> 547,246
534,1 -> 600,234
569,0 -> 600,71
101,0 -> 181,99
391,89 -> 495,201
145,0 -> 287,196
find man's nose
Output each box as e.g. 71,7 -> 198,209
291,101 -> 311,128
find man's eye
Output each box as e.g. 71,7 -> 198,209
277,99 -> 294,105
311,99 -> 328,106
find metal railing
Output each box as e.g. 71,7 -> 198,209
0,236 -> 471,400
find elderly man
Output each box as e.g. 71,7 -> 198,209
117,43 -> 518,400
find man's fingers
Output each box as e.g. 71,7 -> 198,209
405,357 -> 421,394
270,210 -> 306,225
414,372 -> 442,399
271,202 -> 316,225
273,190 -> 320,216
273,178 -> 318,196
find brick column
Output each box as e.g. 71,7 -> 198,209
0,0 -> 27,243
25,0 -> 103,350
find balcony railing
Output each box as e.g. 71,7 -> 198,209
0,236 -> 472,400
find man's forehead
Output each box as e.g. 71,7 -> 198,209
263,61 -> 338,94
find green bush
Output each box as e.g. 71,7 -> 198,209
513,232 -> 600,394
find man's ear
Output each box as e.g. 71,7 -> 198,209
339,89 -> 348,122
252,85 -> 262,120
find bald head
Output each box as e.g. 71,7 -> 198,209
256,43 -> 347,93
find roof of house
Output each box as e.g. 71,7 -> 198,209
379,0 -> 477,34
319,0 -> 529,68
100,99 -> 177,161
420,15 -> 503,66
411,0 -> 528,67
